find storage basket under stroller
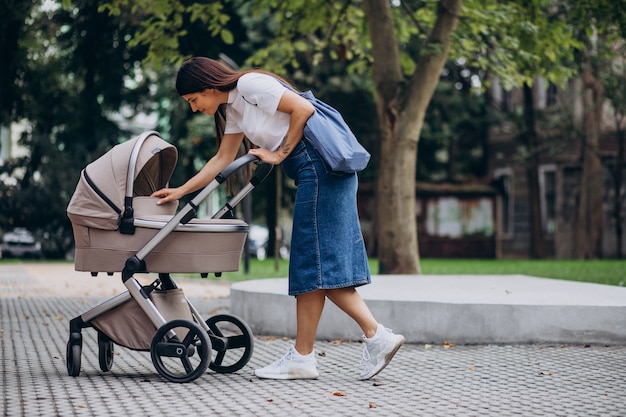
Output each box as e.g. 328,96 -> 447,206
65,131 -> 272,383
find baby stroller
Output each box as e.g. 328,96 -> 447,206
65,130 -> 272,383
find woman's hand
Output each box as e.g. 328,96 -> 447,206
151,187 -> 184,205
248,148 -> 284,165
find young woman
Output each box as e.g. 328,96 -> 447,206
152,57 -> 404,380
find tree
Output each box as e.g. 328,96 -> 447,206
100,0 -> 467,273
101,0 -> 607,269
0,0 -> 37,125
0,0 -> 154,256
603,52 -> 626,259
364,0 -> 462,273
564,1 -> 626,258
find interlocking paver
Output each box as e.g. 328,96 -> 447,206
1,265 -> 626,416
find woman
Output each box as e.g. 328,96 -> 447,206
152,57 -> 404,380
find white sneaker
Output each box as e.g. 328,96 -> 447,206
255,346 -> 319,380
360,325 -> 405,380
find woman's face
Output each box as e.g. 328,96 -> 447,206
182,89 -> 224,116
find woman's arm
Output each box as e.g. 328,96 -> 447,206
151,132 -> 245,205
248,89 -> 314,164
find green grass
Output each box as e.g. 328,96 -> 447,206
193,258 -> 626,287
419,259 -> 626,287
5,258 -> 624,287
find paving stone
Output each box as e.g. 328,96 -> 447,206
1,266 -> 626,416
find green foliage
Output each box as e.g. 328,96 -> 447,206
97,0 -> 586,93
0,0 -> 153,256
99,0 -> 234,69
456,0 -> 581,90
418,66 -> 491,182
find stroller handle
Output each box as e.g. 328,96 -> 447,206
215,154 -> 259,184
211,160 -> 274,220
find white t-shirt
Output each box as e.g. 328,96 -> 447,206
224,72 -> 290,151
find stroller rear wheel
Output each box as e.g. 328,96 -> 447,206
98,332 -> 114,372
150,319 -> 212,383
206,314 -> 254,373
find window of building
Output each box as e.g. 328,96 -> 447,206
493,168 -> 513,238
539,165 -> 557,235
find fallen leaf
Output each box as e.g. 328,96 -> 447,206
372,381 -> 385,387
267,398 -> 273,403
332,391 -> 346,396
443,341 -> 455,349
538,371 -> 553,376
466,366 -> 476,371
369,402 -> 377,408
424,344 -> 432,350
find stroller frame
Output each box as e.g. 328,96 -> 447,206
66,132 -> 273,383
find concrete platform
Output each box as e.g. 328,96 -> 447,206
231,275 -> 626,345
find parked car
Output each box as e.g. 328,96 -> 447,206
1,228 -> 43,259
246,225 -> 290,261
247,225 -> 269,260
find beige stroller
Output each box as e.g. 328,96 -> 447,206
66,131 -> 272,383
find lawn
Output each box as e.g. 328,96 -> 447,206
208,258 -> 626,287
6,257 -> 623,287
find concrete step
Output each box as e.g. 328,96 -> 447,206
231,275 -> 626,345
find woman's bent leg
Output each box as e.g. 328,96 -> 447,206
326,287 -> 378,337
327,286 -> 405,380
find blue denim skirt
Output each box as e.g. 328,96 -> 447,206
281,139 -> 371,296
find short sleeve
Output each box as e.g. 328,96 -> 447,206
237,73 -> 287,116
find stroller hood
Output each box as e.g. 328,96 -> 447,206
67,131 -> 178,231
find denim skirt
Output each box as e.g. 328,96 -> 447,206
281,139 -> 371,296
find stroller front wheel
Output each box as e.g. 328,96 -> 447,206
66,335 -> 82,377
150,319 -> 212,383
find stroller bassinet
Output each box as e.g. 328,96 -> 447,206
67,130 -> 248,273
65,131 -> 272,383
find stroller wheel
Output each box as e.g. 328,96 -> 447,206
206,314 -> 254,373
150,319 -> 212,383
66,334 -> 82,377
98,332 -> 114,372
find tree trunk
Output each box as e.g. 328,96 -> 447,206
522,83 -> 546,258
615,126 -> 624,258
364,0 -> 463,273
575,66 -> 605,258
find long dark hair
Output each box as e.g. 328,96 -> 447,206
176,57 -> 292,192
176,57 -> 293,143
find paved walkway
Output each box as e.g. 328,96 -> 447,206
1,263 -> 625,416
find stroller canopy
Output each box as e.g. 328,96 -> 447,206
67,131 -> 178,231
